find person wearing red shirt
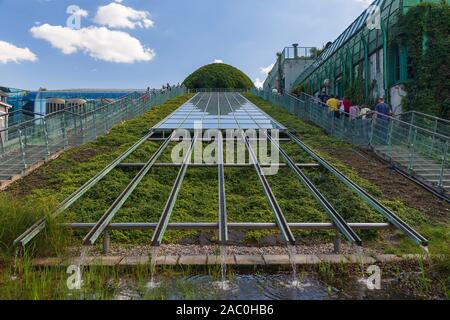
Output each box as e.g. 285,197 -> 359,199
342,97 -> 351,114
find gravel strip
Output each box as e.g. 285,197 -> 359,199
67,243 -> 380,257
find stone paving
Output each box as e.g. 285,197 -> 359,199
32,254 -> 429,267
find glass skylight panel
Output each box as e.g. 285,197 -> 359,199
155,92 -> 286,131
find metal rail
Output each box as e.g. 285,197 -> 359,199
83,133 -> 174,245
243,134 -> 296,245
117,163 -> 320,169
65,222 -> 392,231
13,130 -> 156,247
151,132 -> 200,246
267,132 -> 362,245
288,132 -> 428,246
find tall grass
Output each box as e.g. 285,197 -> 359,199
0,194 -> 70,259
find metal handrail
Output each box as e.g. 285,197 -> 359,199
0,109 -> 44,119
400,110 -> 450,126
254,88 -> 450,196
0,91 -> 141,133
289,91 -> 450,142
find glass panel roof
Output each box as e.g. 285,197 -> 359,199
155,92 -> 286,130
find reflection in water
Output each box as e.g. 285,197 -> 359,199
113,272 -> 420,300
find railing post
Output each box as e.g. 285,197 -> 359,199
408,128 -> 418,172
330,111 -> 335,136
431,119 -> 438,154
387,119 -> 394,163
438,140 -> 448,190
61,112 -> 68,148
79,114 -> 85,144
340,114 -> 345,140
369,115 -> 377,148
92,109 -> 97,138
42,118 -> 50,160
0,129 -> 4,155
18,128 -> 27,170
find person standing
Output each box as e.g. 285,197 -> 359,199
374,97 -> 392,143
375,97 -> 391,119
318,90 -> 329,104
342,96 -> 351,115
326,95 -> 340,118
349,104 -> 360,121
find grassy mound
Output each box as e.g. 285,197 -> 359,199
183,63 -> 254,89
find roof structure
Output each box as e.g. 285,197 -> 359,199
155,92 -> 286,131
13,91 -> 428,251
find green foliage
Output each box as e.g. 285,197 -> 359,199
1,92 -> 446,254
0,195 -> 69,258
396,2 -> 450,118
183,63 -> 254,89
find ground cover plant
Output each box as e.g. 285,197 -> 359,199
0,93 -> 448,258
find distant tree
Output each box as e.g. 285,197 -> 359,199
183,63 -> 254,90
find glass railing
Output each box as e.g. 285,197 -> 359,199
0,87 -> 186,178
252,89 -> 450,192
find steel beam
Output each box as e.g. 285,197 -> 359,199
117,163 -> 320,169
268,133 -> 362,245
14,130 -> 156,248
151,132 -> 200,246
243,135 -> 296,245
148,138 -> 292,142
288,132 -> 428,246
83,133 -> 173,246
64,222 -> 392,231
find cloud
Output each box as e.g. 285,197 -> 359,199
254,78 -> 264,89
260,63 -> 274,75
213,59 -> 224,64
353,0 -> 373,7
94,2 -> 154,29
30,24 -> 155,63
0,40 -> 37,64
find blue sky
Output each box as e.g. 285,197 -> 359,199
0,0 -> 371,90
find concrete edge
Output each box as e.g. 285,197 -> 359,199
31,254 -> 435,267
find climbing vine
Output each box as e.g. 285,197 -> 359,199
396,2 -> 450,119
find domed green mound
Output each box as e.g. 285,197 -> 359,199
183,63 -> 254,90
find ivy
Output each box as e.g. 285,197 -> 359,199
396,2 -> 450,119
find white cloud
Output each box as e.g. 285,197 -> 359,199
213,59 -> 224,64
94,2 -> 154,29
30,24 -> 155,63
353,0 -> 373,7
254,78 -> 264,89
260,63 -> 274,75
0,40 -> 37,64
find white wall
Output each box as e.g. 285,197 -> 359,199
0,108 -> 8,143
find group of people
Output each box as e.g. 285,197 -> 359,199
317,90 -> 392,121
162,83 -> 182,92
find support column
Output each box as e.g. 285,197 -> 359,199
333,234 -> 342,254
102,231 -> 110,255
382,21 -> 389,103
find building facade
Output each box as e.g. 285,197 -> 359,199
263,45 -> 315,94
0,92 -> 12,143
265,0 -> 450,115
